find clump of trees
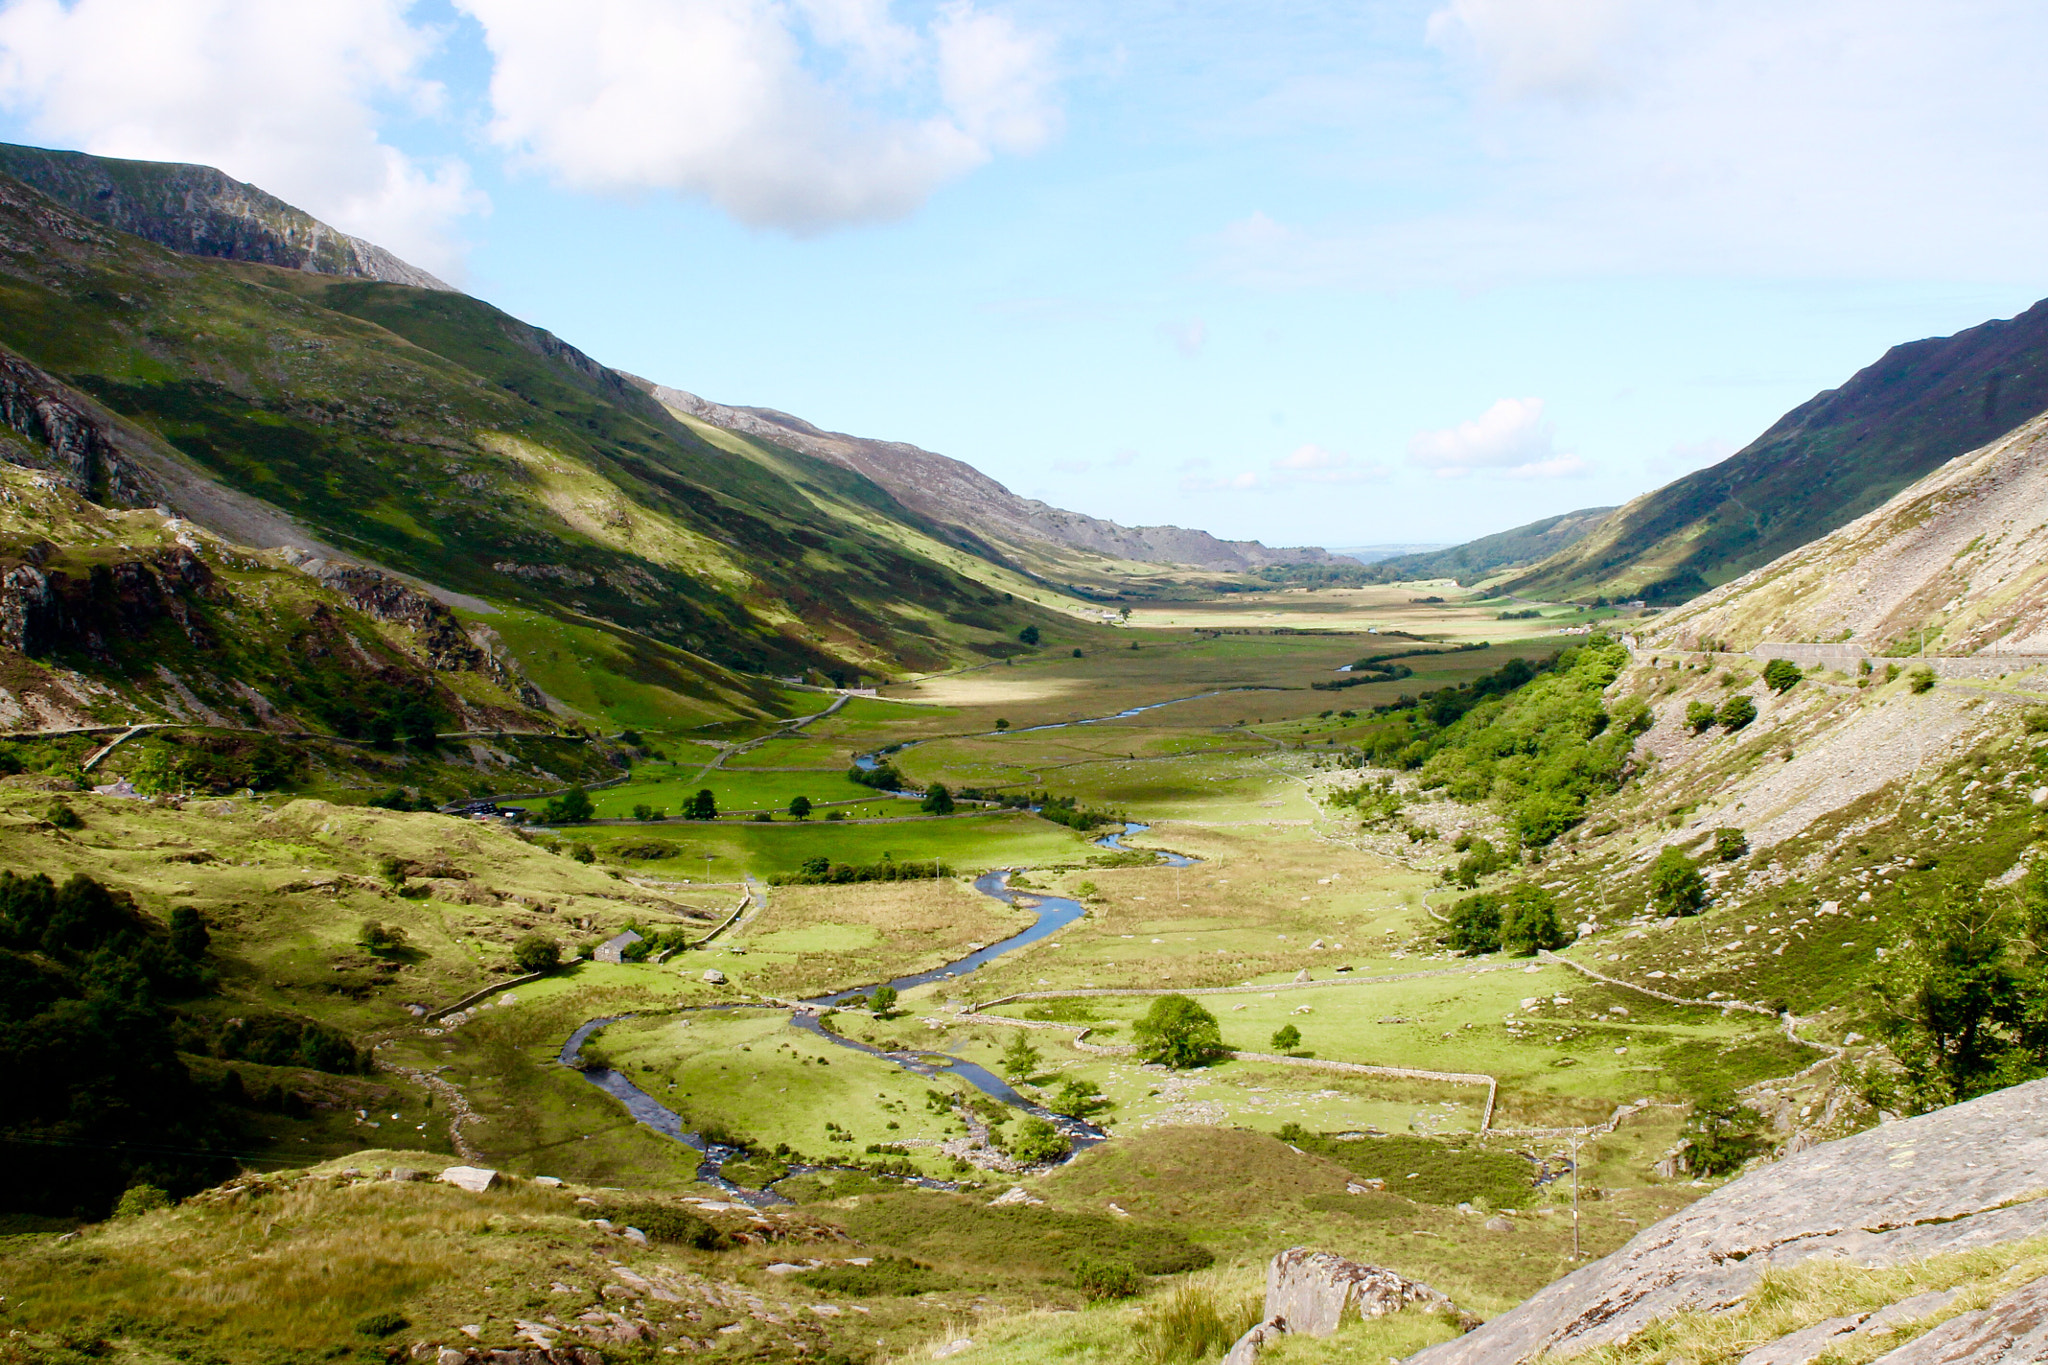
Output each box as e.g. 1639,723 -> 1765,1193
1649,848 -> 1707,916
1444,885 -> 1571,956
539,787 -> 594,823
771,856 -> 950,886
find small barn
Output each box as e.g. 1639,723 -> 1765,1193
593,929 -> 643,964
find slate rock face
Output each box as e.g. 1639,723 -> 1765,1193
1409,1078 -> 2048,1365
1265,1248 -> 1460,1337
1866,1273 -> 2048,1363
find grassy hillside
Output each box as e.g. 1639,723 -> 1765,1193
1509,297 -> 2048,603
1360,506 -> 1616,586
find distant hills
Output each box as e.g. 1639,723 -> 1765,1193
649,385 -> 1344,574
1508,300 -> 2048,603
1352,507 -> 1616,585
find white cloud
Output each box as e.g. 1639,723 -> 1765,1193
458,0 -> 1060,233
1211,1 -> 2048,286
0,0 -> 479,276
1181,442 -> 1389,492
1409,398 -> 1588,479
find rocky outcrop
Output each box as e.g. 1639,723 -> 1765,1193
1224,1248 -> 1470,1364
0,347 -> 156,505
299,560 -> 484,671
0,564 -> 57,654
1865,1274 -> 2048,1363
1409,1078 -> 2048,1364
0,545 -> 213,658
639,380 -> 1341,572
0,142 -> 451,290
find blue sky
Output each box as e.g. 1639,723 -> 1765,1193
0,0 -> 2044,550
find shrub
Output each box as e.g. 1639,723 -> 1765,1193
360,920 -> 409,955
1009,1116 -> 1068,1164
168,905 -> 210,958
868,984 -> 897,1015
1447,837 -> 1510,889
594,1200 -> 723,1248
1716,695 -> 1757,730
1762,658 -> 1803,693
1000,1032 -> 1043,1081
44,800 -> 82,830
540,787 -> 594,823
1271,1024 -> 1302,1052
1712,827 -> 1749,861
1071,1256 -> 1143,1301
1684,700 -> 1717,734
630,803 -> 663,822
1132,995 -> 1222,1069
1909,667 -> 1936,694
512,933 -> 560,974
114,1184 -> 171,1217
1018,625 -> 1041,646
353,1313 -> 409,1339
569,843 -> 595,864
1681,1085 -> 1764,1175
825,809 -> 845,820
921,782 -> 955,815
1049,1077 -> 1108,1117
1649,848 -> 1706,916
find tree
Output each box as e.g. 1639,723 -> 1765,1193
542,787 -> 594,823
1499,885 -> 1570,956
686,789 -> 718,820
631,803 -> 662,822
1717,695 -> 1757,731
921,782 -> 955,815
994,718 -> 1009,731
168,905 -> 210,959
1712,827 -> 1750,862
513,933 -> 561,974
1008,1116 -> 1068,1164
1763,658 -> 1803,694
1649,848 -> 1707,916
1000,1031 -> 1043,1081
1446,892 -> 1504,954
1910,667 -> 1937,694
1682,1085 -> 1764,1175
1132,994 -> 1222,1069
1018,625 -> 1041,646
1271,1024 -> 1302,1053
1685,701 -> 1718,735
1050,1077 -> 1108,1118
868,984 -> 897,1016
1863,874 -> 2048,1113
788,795 -> 812,820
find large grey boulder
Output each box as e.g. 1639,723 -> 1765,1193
438,1165 -> 500,1193
1409,1078 -> 2048,1365
1224,1248 -> 1469,1364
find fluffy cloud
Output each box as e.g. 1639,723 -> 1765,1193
1409,398 -> 1587,479
0,0 -> 478,275
458,0 -> 1060,232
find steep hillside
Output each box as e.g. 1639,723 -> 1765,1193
1647,410 -> 2048,654
0,156 -> 1068,708
649,383 -> 1342,572
1360,505 -> 1615,585
1509,298 -> 2048,603
0,142 -> 450,290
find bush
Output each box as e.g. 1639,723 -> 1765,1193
1712,827 -> 1749,861
1132,995 -> 1222,1069
1018,625 -> 1040,646
1716,695 -> 1757,730
1071,1256 -> 1143,1301
921,782 -> 955,815
594,1200 -> 724,1248
1762,658 -> 1803,693
1684,700 -> 1717,734
1649,848 -> 1706,916
114,1184 -> 171,1217
796,1257 -> 953,1296
1008,1116 -> 1068,1164
1271,1024 -> 1302,1052
44,800 -> 82,830
630,803 -> 663,822
360,920 -> 409,955
1909,667 -> 1937,694
1447,837 -> 1510,889
1049,1077 -> 1108,1118
1682,1085 -> 1763,1175
868,984 -> 898,1015
1499,885 -> 1569,955
353,1313 -> 409,1339
540,787 -> 594,823
512,933 -> 560,974
569,842 -> 595,864
1446,892 -> 1503,954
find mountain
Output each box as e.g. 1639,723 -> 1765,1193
1647,408 -> 2048,655
1507,299 -> 2048,603
1354,506 -> 1615,585
0,143 -> 452,291
648,384 -> 1343,573
0,142 -> 1099,728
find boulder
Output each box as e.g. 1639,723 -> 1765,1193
1222,1317 -> 1286,1365
438,1165 -> 500,1193
701,969 -> 727,985
1409,1078 -> 2048,1365
1264,1247 -> 1465,1338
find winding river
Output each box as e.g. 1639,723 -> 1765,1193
558,826 -> 1195,1204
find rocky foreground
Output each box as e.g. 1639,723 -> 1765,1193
1409,1078 -> 2048,1363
